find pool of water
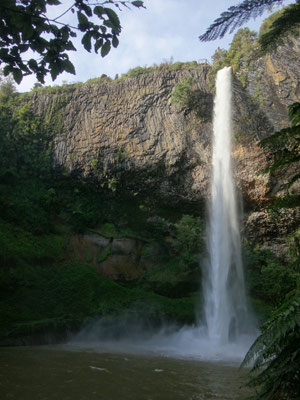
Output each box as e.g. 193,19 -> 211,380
0,345 -> 253,400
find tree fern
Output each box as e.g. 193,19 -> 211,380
241,289 -> 300,399
199,0 -> 285,42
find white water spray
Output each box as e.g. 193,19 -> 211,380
203,66 -> 252,345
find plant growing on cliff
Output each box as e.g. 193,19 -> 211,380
258,2 -> 300,53
172,215 -> 204,263
0,0 -> 144,84
171,78 -> 212,121
209,28 -> 259,87
0,78 -> 53,185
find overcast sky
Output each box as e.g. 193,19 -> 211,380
17,0 -> 292,92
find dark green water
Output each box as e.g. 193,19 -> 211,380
0,345 -> 253,400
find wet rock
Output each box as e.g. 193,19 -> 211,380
111,238 -> 143,258
83,233 -> 111,248
244,207 -> 300,258
97,255 -> 140,281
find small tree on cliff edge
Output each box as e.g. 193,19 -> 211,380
0,0 -> 144,84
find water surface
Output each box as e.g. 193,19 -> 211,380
0,345 -> 253,400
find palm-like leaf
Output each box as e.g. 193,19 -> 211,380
241,290 -> 300,399
199,0 -> 284,41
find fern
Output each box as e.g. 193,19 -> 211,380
241,289 -> 300,399
199,0 -> 285,42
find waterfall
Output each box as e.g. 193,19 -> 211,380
203,66 -> 251,344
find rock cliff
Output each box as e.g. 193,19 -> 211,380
30,38 -> 299,259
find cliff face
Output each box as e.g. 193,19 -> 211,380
30,38 -> 299,257
30,67 -> 271,207
33,66 -> 213,208
246,37 -> 300,132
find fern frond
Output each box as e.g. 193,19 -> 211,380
199,0 -> 284,42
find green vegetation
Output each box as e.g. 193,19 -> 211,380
258,2 -> 300,53
244,245 -> 300,309
0,254 -> 197,339
242,287 -> 300,400
141,215 -> 204,298
171,78 -> 212,121
117,60 -> 208,81
209,28 -> 259,87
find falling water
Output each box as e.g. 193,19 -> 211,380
203,66 -> 251,345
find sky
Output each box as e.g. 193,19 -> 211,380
17,0 -> 293,92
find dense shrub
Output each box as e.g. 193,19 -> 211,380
244,245 -> 300,307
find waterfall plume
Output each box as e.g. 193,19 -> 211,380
203,66 -> 254,345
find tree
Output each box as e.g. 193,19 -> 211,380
199,0 -> 300,53
0,0 -> 144,84
0,69 -> 16,102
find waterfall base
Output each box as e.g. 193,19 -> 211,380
71,322 -> 258,362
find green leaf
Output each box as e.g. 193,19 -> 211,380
131,1 -> 144,7
82,4 -> 92,17
77,11 -> 89,27
64,41 -> 76,51
61,27 -> 69,42
81,32 -> 92,52
47,0 -> 61,5
104,8 -> 121,29
50,62 -> 61,81
101,41 -> 111,57
19,44 -> 29,53
62,59 -> 76,75
3,65 -> 11,77
22,22 -> 34,41
104,20 -> 114,29
94,39 -> 103,53
112,36 -> 119,48
28,59 -> 38,71
12,69 -> 22,84
93,5 -> 104,17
